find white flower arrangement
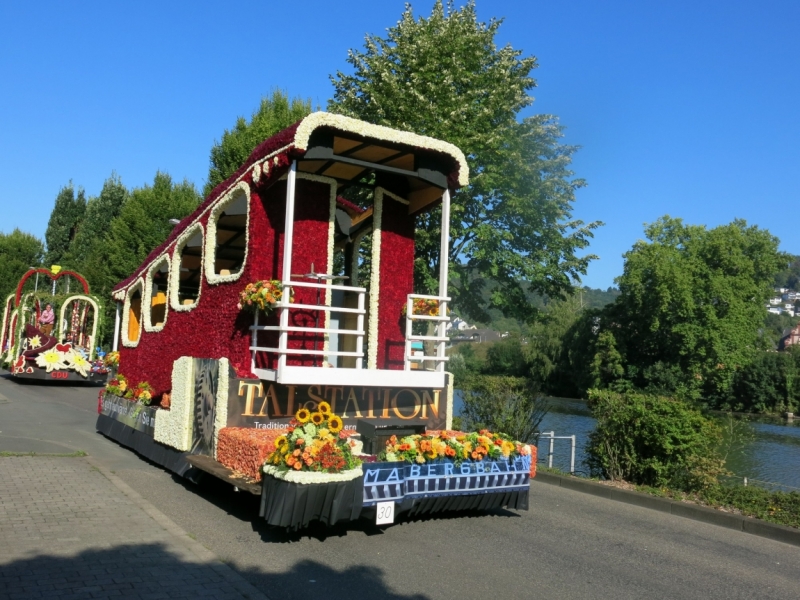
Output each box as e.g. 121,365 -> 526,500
263,464 -> 363,485
170,224 -> 204,312
293,112 -> 469,187
212,357 -> 230,460
143,257 -> 170,333
154,356 -> 195,451
35,348 -> 66,372
57,294 -> 100,360
120,279 -> 144,348
205,182 -> 250,286
1,293 -> 13,354
252,162 -> 261,184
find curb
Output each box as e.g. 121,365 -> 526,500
86,456 -> 271,600
533,471 -> 800,548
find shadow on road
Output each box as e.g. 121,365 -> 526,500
0,543 -> 431,600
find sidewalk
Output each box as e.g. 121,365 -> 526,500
0,455 -> 268,600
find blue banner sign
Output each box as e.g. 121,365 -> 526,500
362,458 -> 531,506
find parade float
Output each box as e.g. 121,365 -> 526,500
95,112 -> 535,530
1,266 -> 108,383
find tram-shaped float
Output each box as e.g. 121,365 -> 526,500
97,113 -> 534,530
1,267 -> 107,383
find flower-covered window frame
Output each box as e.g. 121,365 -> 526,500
57,295 -> 100,360
121,278 -> 145,348
144,255 -> 170,333
205,181 -> 250,285
171,224 -> 204,312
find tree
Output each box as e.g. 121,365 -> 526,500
329,0 -> 600,323
44,182 -> 87,266
0,229 -> 44,302
205,90 -> 313,197
604,216 -> 787,401
67,172 -> 129,270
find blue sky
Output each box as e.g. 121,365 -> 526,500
1,0 -> 798,289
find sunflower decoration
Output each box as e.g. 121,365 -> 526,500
328,415 -> 344,434
265,406 -> 360,475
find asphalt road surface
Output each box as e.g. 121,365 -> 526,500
1,373 -> 798,600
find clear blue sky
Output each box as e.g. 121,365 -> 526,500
2,0 -> 798,289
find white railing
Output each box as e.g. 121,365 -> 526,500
538,431 -> 577,474
249,281 -> 366,374
404,294 -> 451,373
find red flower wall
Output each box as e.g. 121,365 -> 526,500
376,195 -> 416,370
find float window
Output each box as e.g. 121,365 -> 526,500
212,190 -> 247,278
148,258 -> 169,329
175,228 -> 203,308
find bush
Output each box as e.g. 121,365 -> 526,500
586,389 -> 725,491
459,375 -> 549,443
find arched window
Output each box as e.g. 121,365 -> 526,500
206,183 -> 249,284
145,257 -> 170,331
171,225 -> 203,311
123,280 -> 144,346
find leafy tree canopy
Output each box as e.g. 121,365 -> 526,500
44,182 -> 87,266
0,229 -> 44,302
66,172 -> 129,269
329,0 -> 601,323
597,216 -> 788,400
205,89 -> 313,197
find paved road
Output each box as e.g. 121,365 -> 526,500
1,374 -> 799,600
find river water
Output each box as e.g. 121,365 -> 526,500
454,394 -> 800,492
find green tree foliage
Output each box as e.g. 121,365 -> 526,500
459,375 -> 548,443
727,350 -> 800,414
44,182 -> 87,266
586,389 -> 725,491
773,253 -> 800,289
329,0 -> 600,323
0,229 -> 44,302
205,90 -> 313,197
589,217 -> 787,401
67,173 -> 129,270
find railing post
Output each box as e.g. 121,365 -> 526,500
278,161 -> 297,374
437,189 -> 451,373
251,310 -> 259,374
570,435 -> 576,474
356,290 -> 365,369
404,296 -> 412,371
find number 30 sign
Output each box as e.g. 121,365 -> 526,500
376,501 -> 395,525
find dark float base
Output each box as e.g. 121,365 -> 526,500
95,413 -> 194,477
96,415 -> 530,530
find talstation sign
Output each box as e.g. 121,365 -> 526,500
226,376 -> 448,431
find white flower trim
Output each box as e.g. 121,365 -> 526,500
445,372 -> 454,431
57,295 -> 100,360
294,112 -> 469,187
367,189 -> 384,369
1,293 -> 14,358
252,162 -> 262,184
263,464 -> 363,485
154,356 -> 195,451
170,223 -> 204,312
143,256 -> 170,333
4,308 -> 19,363
121,279 -> 144,348
205,181 -> 250,285
212,357 -> 230,460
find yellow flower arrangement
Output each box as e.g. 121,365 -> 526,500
296,408 -> 311,423
379,429 -> 531,467
317,401 -> 331,415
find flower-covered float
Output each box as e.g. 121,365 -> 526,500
1,266 -> 108,383
94,113 -> 535,529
